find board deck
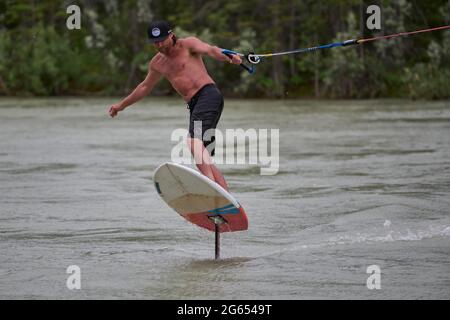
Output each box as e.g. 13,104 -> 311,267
153,162 -> 248,233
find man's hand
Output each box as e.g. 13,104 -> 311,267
108,64 -> 161,118
109,103 -> 124,118
228,54 -> 242,65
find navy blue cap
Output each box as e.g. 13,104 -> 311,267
147,20 -> 172,43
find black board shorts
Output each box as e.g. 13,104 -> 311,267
187,83 -> 224,156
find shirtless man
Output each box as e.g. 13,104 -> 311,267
108,21 -> 242,191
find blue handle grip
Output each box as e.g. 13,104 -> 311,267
221,49 -> 254,74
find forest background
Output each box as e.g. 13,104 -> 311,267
0,0 -> 448,99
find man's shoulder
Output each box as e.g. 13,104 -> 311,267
150,52 -> 163,64
149,53 -> 164,71
151,52 -> 163,60
181,36 -> 199,41
179,36 -> 202,47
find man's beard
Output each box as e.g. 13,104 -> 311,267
158,47 -> 169,54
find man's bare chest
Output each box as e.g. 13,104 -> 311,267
156,52 -> 194,76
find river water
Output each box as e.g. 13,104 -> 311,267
0,97 -> 449,299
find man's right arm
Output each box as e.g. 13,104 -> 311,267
109,62 -> 162,118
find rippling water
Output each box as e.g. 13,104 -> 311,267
0,97 -> 449,299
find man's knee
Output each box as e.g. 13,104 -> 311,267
187,137 -> 213,164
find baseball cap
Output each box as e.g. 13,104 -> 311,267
147,20 -> 172,43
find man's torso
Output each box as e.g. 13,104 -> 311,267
151,39 -> 215,102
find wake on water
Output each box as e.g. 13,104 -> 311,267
211,220 -> 450,260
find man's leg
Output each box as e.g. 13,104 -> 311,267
210,165 -> 229,191
187,137 -> 229,191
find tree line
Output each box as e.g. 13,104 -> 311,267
0,0 -> 448,99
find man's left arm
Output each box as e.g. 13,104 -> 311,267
184,37 -> 242,65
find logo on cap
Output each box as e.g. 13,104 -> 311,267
152,28 -> 161,37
